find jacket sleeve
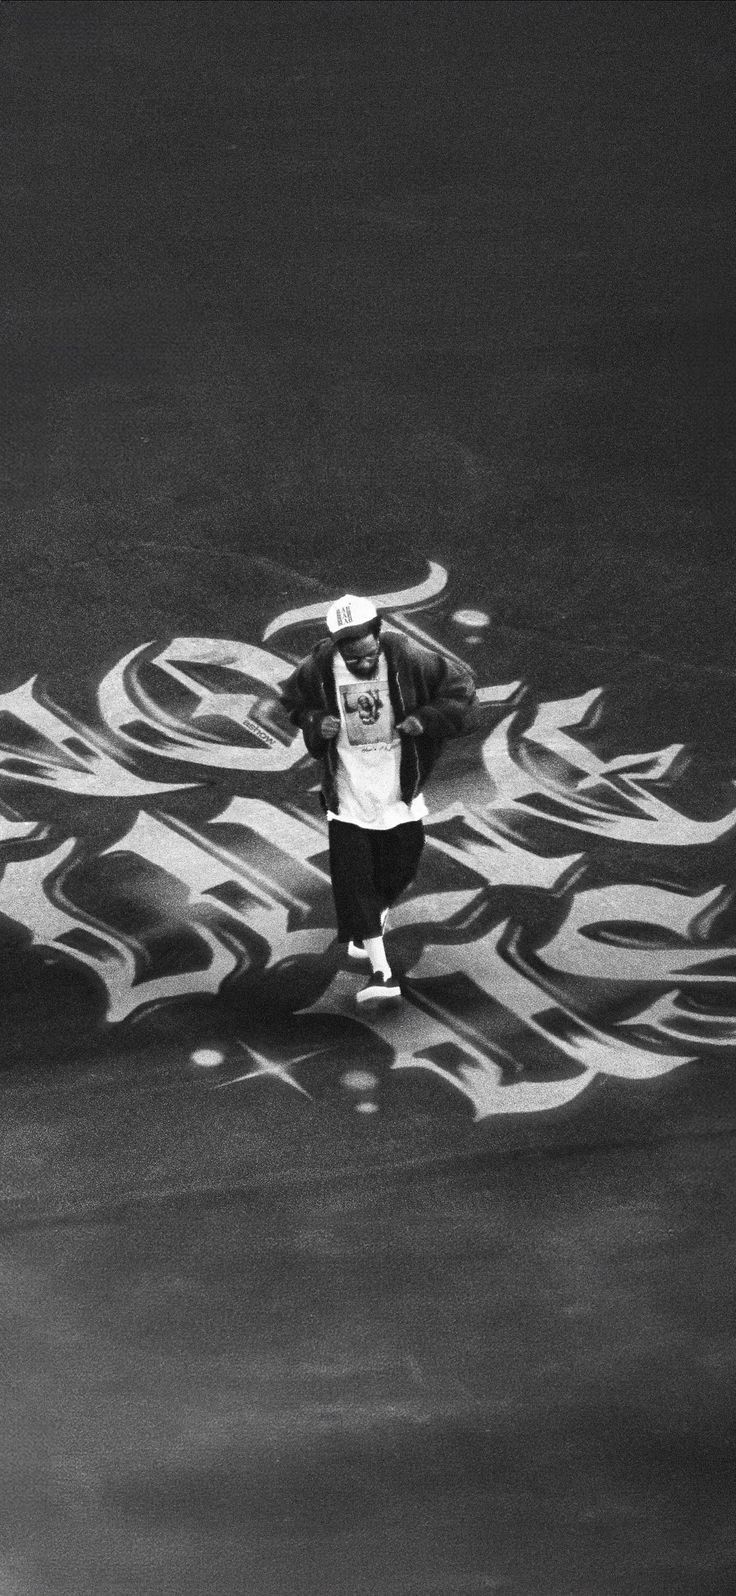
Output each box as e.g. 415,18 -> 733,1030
280,662 -> 330,758
413,652 -> 479,738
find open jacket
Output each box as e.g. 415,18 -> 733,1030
280,628 -> 478,815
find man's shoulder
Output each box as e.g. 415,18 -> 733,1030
282,641 -> 333,702
382,629 -> 477,696
381,628 -> 446,669
298,639 -> 334,673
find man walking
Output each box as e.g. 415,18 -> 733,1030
281,595 -> 477,1005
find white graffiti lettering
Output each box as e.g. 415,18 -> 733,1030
620,991 -> 736,1048
0,679 -> 191,797
535,882 -> 734,986
0,796 -> 39,844
97,639 -> 300,771
482,689 -> 736,845
0,839 -> 143,1020
0,568 -> 734,1119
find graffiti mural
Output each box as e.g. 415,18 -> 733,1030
1,562 -> 735,1119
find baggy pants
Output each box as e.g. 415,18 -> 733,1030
328,819 -> 425,943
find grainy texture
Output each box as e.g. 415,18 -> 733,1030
1,3 -> 735,1592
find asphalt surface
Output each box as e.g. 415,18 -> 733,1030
1,4 -> 736,1593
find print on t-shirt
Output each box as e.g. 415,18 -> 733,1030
339,682 -> 394,745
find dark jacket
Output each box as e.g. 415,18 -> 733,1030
280,628 -> 478,815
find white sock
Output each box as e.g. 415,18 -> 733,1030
363,935 -> 391,979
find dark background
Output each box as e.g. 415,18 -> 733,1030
2,1 -> 735,696
1,4 -> 736,1593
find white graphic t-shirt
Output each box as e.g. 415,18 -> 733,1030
327,651 -> 428,829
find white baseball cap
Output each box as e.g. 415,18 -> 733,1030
325,594 -> 379,640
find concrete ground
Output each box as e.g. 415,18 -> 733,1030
1,3 -> 735,1592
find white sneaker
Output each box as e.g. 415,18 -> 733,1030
356,971 -> 402,1005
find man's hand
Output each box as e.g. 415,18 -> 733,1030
396,715 -> 423,736
319,715 -> 341,739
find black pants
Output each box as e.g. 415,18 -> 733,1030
328,820 -> 425,943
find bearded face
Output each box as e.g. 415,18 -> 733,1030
336,630 -> 381,678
